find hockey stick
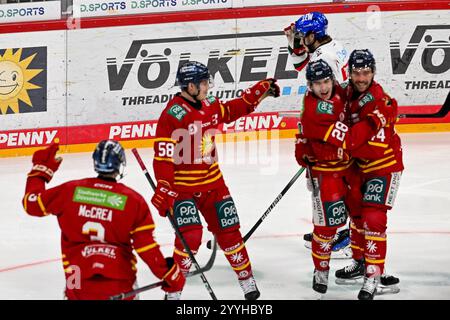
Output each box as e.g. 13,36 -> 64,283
399,92 -> 450,119
132,148 -> 218,300
206,167 -> 306,249
109,241 -> 217,301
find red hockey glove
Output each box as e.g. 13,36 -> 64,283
162,257 -> 186,293
242,78 -> 280,107
295,134 -> 316,167
367,98 -> 398,131
28,143 -> 62,183
151,180 -> 179,217
310,140 -> 350,162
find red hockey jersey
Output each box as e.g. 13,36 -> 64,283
22,176 -> 169,283
153,93 -> 256,192
345,81 -> 404,175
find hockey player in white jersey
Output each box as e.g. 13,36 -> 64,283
284,12 -> 351,257
284,12 -> 349,83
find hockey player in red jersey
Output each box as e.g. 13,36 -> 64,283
295,59 -> 391,295
333,49 -> 403,300
22,140 -> 185,300
150,61 -> 280,300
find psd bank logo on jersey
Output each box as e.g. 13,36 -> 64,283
363,177 -> 387,205
389,25 -> 450,90
0,47 -> 46,115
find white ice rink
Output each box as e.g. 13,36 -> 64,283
1,132 -> 450,300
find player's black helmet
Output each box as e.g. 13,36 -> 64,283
93,140 -> 126,174
176,61 -> 213,89
306,59 -> 334,82
348,49 -> 376,73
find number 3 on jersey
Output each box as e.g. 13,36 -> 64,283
82,221 -> 105,242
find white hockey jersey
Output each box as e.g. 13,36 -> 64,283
289,39 -> 349,83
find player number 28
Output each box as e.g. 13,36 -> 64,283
331,121 -> 348,142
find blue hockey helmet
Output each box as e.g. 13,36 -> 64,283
176,61 -> 213,89
348,49 -> 376,73
306,59 -> 334,82
294,12 -> 328,39
93,140 -> 126,175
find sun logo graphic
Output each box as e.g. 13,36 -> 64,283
181,257 -> 192,269
366,240 -> 377,253
0,47 -> 46,115
200,133 -> 215,157
231,252 -> 244,263
320,241 -> 332,252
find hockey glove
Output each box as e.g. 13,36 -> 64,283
242,78 -> 280,107
367,98 -> 398,131
310,140 -> 350,162
162,257 -> 186,293
28,143 -> 62,183
151,180 -> 179,217
284,23 -> 307,56
295,134 -> 316,167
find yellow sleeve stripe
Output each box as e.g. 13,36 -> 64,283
312,252 -> 331,260
232,260 -> 251,271
130,224 -> 155,235
368,141 -> 389,148
135,243 -> 158,253
358,154 -> 395,169
365,236 -> 386,242
312,162 -> 353,172
365,258 -> 385,264
154,157 -> 174,163
323,124 -> 335,142
23,193 -> 29,212
224,243 -> 245,256
174,247 -> 190,258
37,194 -> 49,216
154,137 -> 176,143
63,261 -> 70,266
362,160 -> 397,174
384,148 -> 393,155
220,103 -> 225,118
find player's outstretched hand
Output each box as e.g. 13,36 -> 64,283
151,180 -> 179,217
162,257 -> 186,293
242,78 -> 280,106
28,143 -> 63,183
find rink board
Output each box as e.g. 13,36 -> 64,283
0,1 -> 448,157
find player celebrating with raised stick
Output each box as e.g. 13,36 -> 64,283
22,140 -> 185,300
150,61 -> 280,300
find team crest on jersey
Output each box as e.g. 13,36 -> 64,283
358,93 -> 374,108
200,133 -> 215,157
168,104 -> 187,121
317,101 -> 334,115
206,96 -> 216,104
